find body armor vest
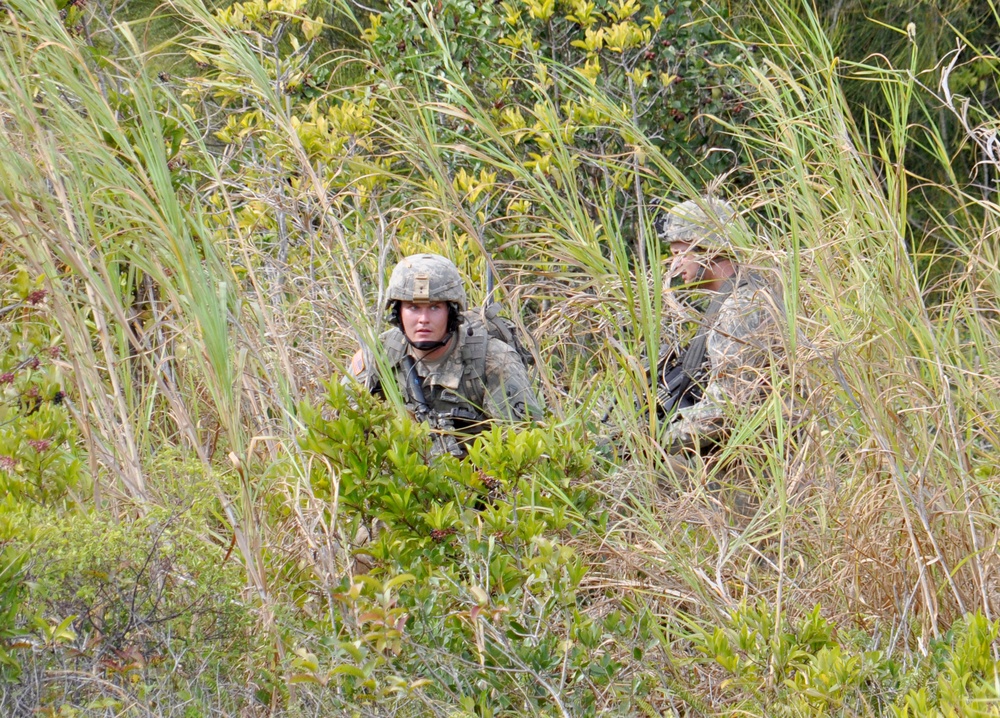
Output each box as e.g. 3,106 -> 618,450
380,311 -> 492,431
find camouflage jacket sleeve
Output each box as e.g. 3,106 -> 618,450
482,338 -> 543,421
663,283 -> 781,450
343,346 -> 381,395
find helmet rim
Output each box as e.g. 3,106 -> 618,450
654,198 -> 736,257
386,253 -> 468,311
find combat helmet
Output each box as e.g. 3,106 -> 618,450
387,253 -> 468,311
654,198 -> 736,256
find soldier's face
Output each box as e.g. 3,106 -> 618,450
400,301 -> 450,344
668,241 -> 708,285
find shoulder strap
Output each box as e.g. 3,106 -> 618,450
459,312 -> 489,381
656,280 -> 737,418
371,328 -> 407,398
381,327 -> 408,365
679,277 -> 737,377
479,302 -> 535,368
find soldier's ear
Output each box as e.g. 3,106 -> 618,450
388,301 -> 402,327
448,303 -> 463,333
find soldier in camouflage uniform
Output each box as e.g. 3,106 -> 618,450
350,253 -> 542,458
653,198 -> 784,457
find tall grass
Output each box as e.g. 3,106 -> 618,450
0,0 -> 292,649
292,0 -> 1000,643
1,0 -> 999,708
712,0 -> 1000,636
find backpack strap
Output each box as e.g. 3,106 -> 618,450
480,302 -> 535,368
657,277 -> 743,417
679,278 -> 736,378
481,303 -> 514,344
382,327 -> 408,366
459,313 -> 489,382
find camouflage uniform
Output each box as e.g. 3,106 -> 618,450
353,312 -> 541,426
655,199 -> 784,453
661,272 -> 783,450
350,254 -> 541,457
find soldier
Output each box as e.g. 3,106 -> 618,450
652,198 -> 784,457
350,253 -> 542,458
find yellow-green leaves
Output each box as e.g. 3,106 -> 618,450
562,96 -> 610,125
361,13 -> 381,43
499,1 -> 522,26
501,105 -> 527,131
214,110 -> 262,144
578,56 -> 601,84
627,67 -> 651,88
498,28 -> 534,52
523,0 -> 555,23
215,0 -> 310,34
565,0 -> 602,28
506,198 -> 532,215
570,26 -> 604,54
604,20 -> 648,52
643,4 -> 665,32
290,98 -> 374,160
525,151 -> 554,177
301,16 -> 324,42
453,167 -> 497,205
609,0 -> 641,22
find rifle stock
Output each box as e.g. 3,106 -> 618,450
655,356 -> 702,420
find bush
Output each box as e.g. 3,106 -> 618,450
366,0 -> 750,179
0,503 -> 261,715
0,264 -> 85,507
292,382 -> 676,715
694,601 -> 1000,717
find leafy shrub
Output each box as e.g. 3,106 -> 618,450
0,504 -> 262,714
694,601 -> 1000,717
295,382 -> 674,715
0,540 -> 29,681
0,265 -> 85,506
366,0 -> 749,178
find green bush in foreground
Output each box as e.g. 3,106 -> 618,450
695,601 -> 1000,717
294,383 -> 671,715
0,502 -> 260,715
0,391 -> 997,715
0,265 -> 85,507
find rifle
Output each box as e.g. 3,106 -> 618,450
399,354 -> 466,458
605,281 -> 735,426
599,346 -> 699,425
652,277 -> 739,421
653,348 -> 705,420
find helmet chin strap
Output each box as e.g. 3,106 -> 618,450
407,332 -> 453,352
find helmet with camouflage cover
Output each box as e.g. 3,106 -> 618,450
654,198 -> 736,257
387,253 -> 468,311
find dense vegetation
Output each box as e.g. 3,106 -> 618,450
0,0 -> 998,714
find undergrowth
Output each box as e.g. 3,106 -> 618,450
0,0 -> 999,715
